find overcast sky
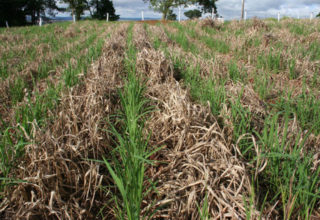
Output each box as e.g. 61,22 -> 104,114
58,0 -> 320,20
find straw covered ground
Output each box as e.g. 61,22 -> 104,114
0,18 -> 320,219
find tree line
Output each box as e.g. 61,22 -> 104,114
0,0 -> 217,27
0,0 -> 119,27
144,0 -> 218,20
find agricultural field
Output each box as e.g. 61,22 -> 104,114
0,18 -> 319,219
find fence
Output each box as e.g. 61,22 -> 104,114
2,11 -> 318,28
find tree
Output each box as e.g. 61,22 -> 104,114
143,0 -> 191,20
25,0 -> 59,24
184,9 -> 201,19
0,0 -> 27,27
167,9 -> 177,20
62,0 -> 88,21
0,0 -> 61,27
89,0 -> 119,20
197,0 -> 218,14
317,12 -> 320,18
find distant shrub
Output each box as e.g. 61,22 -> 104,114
184,9 -> 202,19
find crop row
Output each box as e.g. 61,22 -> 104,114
0,21 -> 113,190
145,19 -> 320,219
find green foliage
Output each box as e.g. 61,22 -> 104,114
198,0 -> 218,14
0,0 -> 60,27
167,9 -> 177,20
0,62 -> 9,79
25,0 -> 59,24
0,127 -> 28,180
165,24 -> 198,53
143,0 -> 192,20
292,91 -> 320,135
255,113 -> 320,219
102,24 -> 155,220
308,41 -> 320,61
197,194 -> 210,220
62,0 -> 88,20
184,9 -> 202,19
257,49 -> 283,73
228,60 -> 241,81
2,17 -> 320,219
170,22 -> 230,54
0,0 -> 27,27
9,78 -> 27,105
171,57 -> 226,116
90,0 -> 120,21
0,21 -> 109,193
244,37 -> 261,49
230,96 -> 254,154
288,59 -> 298,79
15,85 -> 60,134
253,72 -> 271,100
288,23 -> 306,35
202,35 -> 229,53
147,19 -> 320,218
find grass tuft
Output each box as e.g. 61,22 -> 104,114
102,24 -> 154,220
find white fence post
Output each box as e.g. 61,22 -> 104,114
39,17 -> 42,26
73,14 -> 76,23
310,12 -> 314,21
178,7 -> 181,22
5,21 -> 9,28
278,12 -> 280,22
141,11 -> 144,21
106,13 -> 109,22
211,11 -> 217,20
244,10 -> 247,20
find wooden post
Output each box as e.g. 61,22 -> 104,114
241,0 -> 245,20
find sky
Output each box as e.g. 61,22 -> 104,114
58,0 -> 320,20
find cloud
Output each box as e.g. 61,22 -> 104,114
216,0 -> 320,19
116,0 -> 320,19
58,0 -> 320,20
114,0 -> 162,18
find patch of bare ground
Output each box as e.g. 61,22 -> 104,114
1,23 -> 128,219
133,23 -> 256,219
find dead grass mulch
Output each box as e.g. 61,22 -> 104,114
0,24 -> 128,219
133,23 -> 257,219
